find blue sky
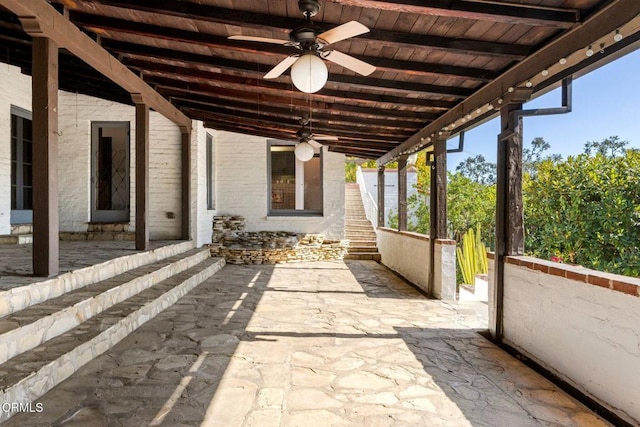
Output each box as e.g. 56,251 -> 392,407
447,48 -> 640,170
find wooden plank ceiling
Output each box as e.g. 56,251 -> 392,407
0,0 -> 620,158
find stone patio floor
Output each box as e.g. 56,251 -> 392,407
5,260 -> 609,426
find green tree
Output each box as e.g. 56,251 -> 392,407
523,137 -> 562,178
455,154 -> 496,184
583,135 -> 629,158
345,161 -> 356,183
524,137 -> 640,276
447,172 -> 496,247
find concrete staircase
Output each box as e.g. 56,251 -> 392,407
344,183 -> 381,261
0,241 -> 225,423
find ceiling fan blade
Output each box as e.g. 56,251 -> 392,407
308,139 -> 323,148
324,50 -> 376,76
317,21 -> 369,45
228,35 -> 289,45
264,55 -> 299,79
314,134 -> 339,141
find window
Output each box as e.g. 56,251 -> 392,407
10,106 -> 33,224
206,133 -> 215,210
268,142 -> 322,215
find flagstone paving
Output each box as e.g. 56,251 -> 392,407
5,260 -> 609,426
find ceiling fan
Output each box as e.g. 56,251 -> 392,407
294,116 -> 338,160
228,0 -> 376,92
296,117 -> 338,148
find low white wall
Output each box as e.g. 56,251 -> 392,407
502,257 -> 640,425
433,239 -> 456,299
377,228 -> 430,294
215,131 -> 345,239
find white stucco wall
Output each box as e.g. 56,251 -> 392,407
193,125 -> 216,246
360,168 -> 419,227
0,64 -> 33,234
377,228 -> 430,294
215,131 -> 345,239
502,260 -> 640,424
0,63 -> 191,240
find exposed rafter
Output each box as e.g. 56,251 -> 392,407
324,0 -> 579,28
0,0 -> 190,129
65,1 -> 535,58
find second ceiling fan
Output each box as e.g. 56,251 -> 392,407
229,0 -> 376,93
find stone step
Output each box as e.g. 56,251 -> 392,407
346,235 -> 377,241
346,219 -> 373,226
0,241 -> 195,318
59,231 -> 135,241
347,240 -> 377,247
347,246 -> 379,253
345,230 -> 376,236
0,247 -> 211,366
0,257 -> 225,424
346,224 -> 375,230
10,224 -> 33,235
0,234 -> 32,245
344,253 -> 381,261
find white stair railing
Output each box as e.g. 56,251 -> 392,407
356,166 -> 379,229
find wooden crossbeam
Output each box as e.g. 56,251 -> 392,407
1,0 -> 190,129
67,2 -> 536,56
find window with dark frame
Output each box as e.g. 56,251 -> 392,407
206,133 -> 215,210
268,142 -> 322,216
10,107 -> 33,224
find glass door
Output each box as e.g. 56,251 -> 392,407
91,122 -> 130,222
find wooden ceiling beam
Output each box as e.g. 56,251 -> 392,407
379,0 -> 640,165
102,39 -> 492,82
201,120 -> 398,151
191,114 -> 407,144
0,36 -> 133,104
151,79 -> 438,122
327,147 -> 384,159
107,41 -> 476,96
324,0 -> 578,28
168,95 -> 424,131
177,105 -> 408,144
124,57 -> 469,100
1,0 -> 190,129
66,2 -> 533,57
177,99 -> 421,132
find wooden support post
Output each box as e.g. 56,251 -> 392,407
397,155 -> 408,231
134,99 -> 150,250
492,102 -> 525,342
428,138 -> 448,296
181,129 -> 191,241
434,139 -> 448,238
32,37 -> 59,277
377,166 -> 385,228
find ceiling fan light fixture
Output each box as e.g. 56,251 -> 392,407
291,54 -> 328,93
294,141 -> 315,161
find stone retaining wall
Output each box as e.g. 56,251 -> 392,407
210,215 -> 348,264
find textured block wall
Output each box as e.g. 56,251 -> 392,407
0,63 -> 185,239
0,64 -> 32,234
215,131 -> 345,239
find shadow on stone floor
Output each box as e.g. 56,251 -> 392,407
343,259 -> 429,299
5,264 -> 278,427
394,327 -> 610,427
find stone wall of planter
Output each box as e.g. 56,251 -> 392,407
210,215 -> 348,264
